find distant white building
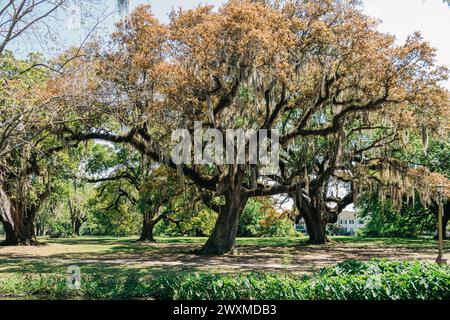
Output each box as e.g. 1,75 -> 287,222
336,207 -> 366,235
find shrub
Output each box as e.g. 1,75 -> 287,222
310,259 -> 450,300
0,260 -> 448,300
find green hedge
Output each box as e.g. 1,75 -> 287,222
1,259 -> 449,300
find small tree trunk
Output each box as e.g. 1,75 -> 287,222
69,199 -> 85,236
73,218 -> 82,236
139,212 -> 156,242
35,223 -> 45,237
199,186 -> 248,255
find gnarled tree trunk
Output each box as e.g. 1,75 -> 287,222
1,208 -> 38,245
199,192 -> 247,255
199,170 -> 248,255
292,186 -> 344,245
294,195 -> 330,244
1,186 -> 39,245
302,207 -> 329,244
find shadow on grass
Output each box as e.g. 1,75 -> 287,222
332,236 -> 448,248
45,236 -> 306,247
47,236 -> 136,246
1,235 -> 448,278
0,258 -> 66,274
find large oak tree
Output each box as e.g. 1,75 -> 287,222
55,0 -> 449,253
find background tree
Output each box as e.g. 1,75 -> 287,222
84,144 -> 189,241
238,198 -> 295,237
0,0 -> 67,56
155,206 -> 217,237
358,194 -> 436,238
356,136 -> 450,239
0,1 -> 109,245
0,136 -> 78,244
33,144 -> 92,237
67,181 -> 89,236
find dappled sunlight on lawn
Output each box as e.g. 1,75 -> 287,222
0,236 -> 448,279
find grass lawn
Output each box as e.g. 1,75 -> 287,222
0,235 -> 448,275
0,235 -> 449,299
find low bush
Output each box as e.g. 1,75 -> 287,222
0,259 -> 448,300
